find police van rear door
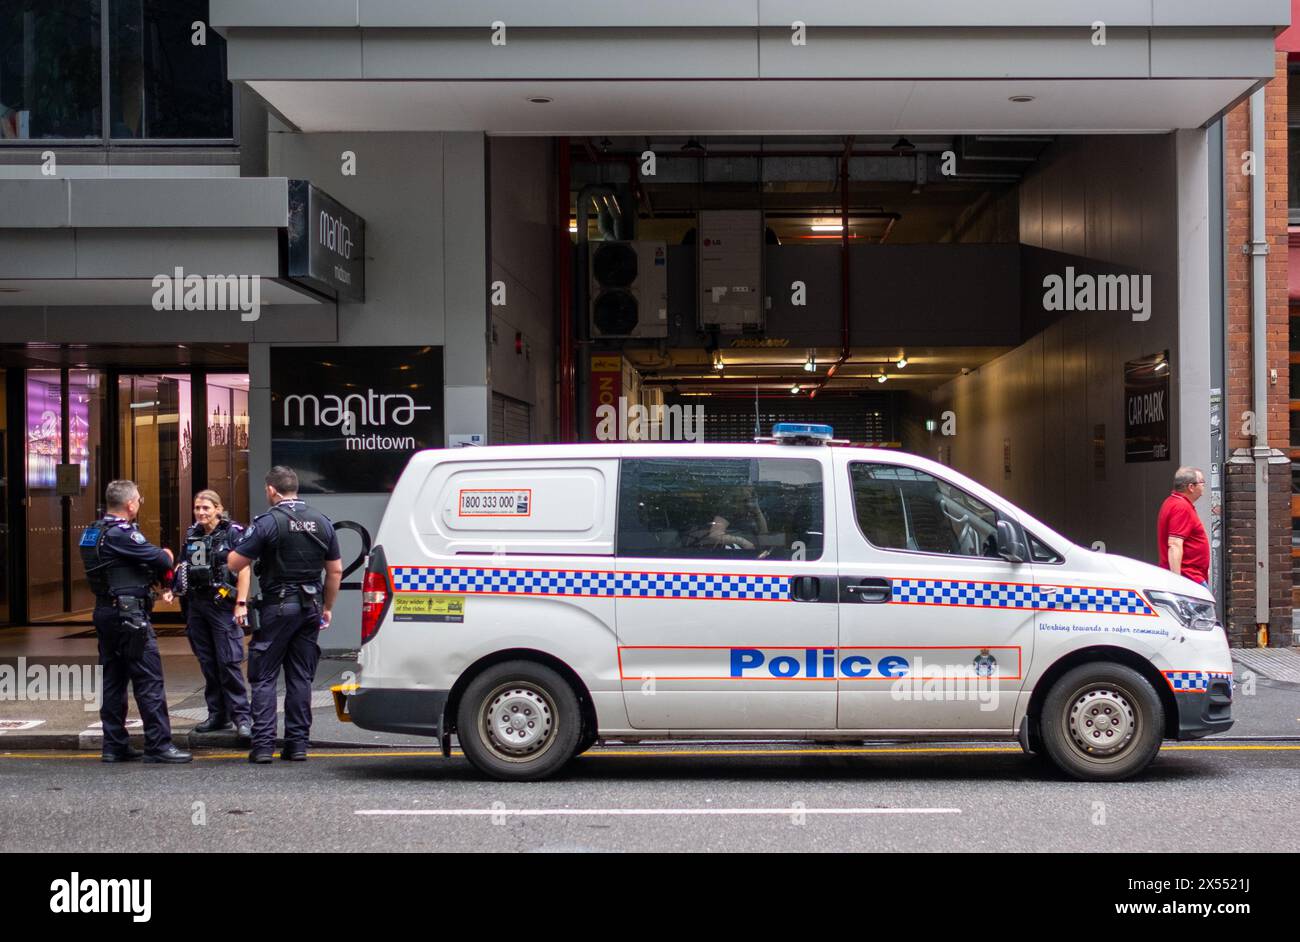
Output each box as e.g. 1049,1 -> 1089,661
614,445 -> 839,730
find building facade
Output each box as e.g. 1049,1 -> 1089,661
0,0 -> 1293,648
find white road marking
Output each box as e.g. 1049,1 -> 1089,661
356,807 -> 961,817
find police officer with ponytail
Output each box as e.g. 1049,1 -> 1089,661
227,466 -> 341,763
80,480 -> 191,764
166,489 -> 253,741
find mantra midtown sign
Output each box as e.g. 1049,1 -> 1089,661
271,346 -> 442,494
285,180 -> 365,302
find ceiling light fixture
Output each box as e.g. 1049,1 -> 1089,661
526,95 -> 553,104
1008,95 -> 1035,104
804,353 -> 816,372
811,224 -> 844,232
877,373 -> 888,384
790,383 -> 801,395
896,356 -> 908,369
892,137 -> 915,152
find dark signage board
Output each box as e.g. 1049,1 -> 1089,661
286,180 -> 365,301
1124,351 -> 1171,463
270,346 -> 443,494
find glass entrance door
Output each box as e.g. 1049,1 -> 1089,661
25,369 -> 107,621
18,368 -> 247,623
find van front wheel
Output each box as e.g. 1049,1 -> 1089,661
1040,663 -> 1164,781
457,661 -> 581,781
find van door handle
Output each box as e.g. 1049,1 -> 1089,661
844,578 -> 891,603
789,576 -> 821,602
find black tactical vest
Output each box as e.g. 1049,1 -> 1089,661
79,518 -> 155,601
183,519 -> 239,599
256,503 -> 331,589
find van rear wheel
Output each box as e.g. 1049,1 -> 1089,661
1040,663 -> 1164,782
457,661 -> 581,781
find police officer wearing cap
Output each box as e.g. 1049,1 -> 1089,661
227,466 -> 341,763
79,479 -> 192,764
165,489 -> 253,741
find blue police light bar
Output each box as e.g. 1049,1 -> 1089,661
771,422 -> 834,441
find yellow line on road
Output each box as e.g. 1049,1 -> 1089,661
1,743 -> 1298,761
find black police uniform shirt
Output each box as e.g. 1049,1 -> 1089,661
235,499 -> 341,594
96,516 -> 172,600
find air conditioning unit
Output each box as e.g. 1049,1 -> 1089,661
588,240 -> 668,339
698,210 -> 763,332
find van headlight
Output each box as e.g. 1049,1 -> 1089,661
1146,590 -> 1218,630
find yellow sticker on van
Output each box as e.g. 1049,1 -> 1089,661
392,594 -> 465,623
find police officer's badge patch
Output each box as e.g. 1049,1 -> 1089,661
130,530 -> 147,545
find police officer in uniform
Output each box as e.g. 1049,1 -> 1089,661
80,479 -> 192,763
165,489 -> 253,741
227,466 -> 342,763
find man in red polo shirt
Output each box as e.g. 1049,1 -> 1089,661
1157,466 -> 1209,587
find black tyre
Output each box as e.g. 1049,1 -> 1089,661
456,661 -> 582,781
1039,663 -> 1164,781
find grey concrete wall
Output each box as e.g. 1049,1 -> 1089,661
930,133 -> 1183,564
488,137 -> 556,441
254,129 -> 487,647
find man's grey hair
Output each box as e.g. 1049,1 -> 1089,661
104,479 -> 140,510
1172,466 -> 1203,492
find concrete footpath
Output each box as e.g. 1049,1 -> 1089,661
2,626 -> 1299,751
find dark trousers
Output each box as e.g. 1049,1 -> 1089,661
247,601 -> 321,751
186,597 -> 251,726
93,606 -> 173,755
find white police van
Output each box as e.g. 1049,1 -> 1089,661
337,424 -> 1232,782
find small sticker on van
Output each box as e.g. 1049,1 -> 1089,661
458,488 -> 532,517
392,594 -> 465,623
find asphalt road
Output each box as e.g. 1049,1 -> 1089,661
2,741 -> 1296,852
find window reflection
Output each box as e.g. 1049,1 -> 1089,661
618,457 -> 824,561
0,0 -> 101,140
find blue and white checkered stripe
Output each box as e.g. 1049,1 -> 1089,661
892,578 -> 1153,615
390,567 -> 787,601
1164,670 -> 1233,692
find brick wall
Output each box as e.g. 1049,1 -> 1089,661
1224,458 -> 1294,646
1222,50 -> 1293,647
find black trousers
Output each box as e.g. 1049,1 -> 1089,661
93,606 -> 173,755
185,596 -> 250,726
248,601 -> 321,752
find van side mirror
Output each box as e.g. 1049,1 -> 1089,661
995,519 -> 1027,563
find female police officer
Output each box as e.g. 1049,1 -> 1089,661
166,489 -> 253,740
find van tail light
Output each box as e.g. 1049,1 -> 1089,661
360,547 -> 391,645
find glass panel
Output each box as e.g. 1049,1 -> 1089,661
206,374 -> 250,527
0,0 -> 102,140
617,457 -> 824,560
109,0 -> 233,139
25,371 -> 65,619
850,462 -> 1000,558
66,370 -> 106,612
0,370 -> 7,623
117,374 -> 188,556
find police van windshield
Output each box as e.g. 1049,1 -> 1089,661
617,457 -> 824,561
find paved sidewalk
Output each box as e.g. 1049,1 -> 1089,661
3,626 -> 1298,749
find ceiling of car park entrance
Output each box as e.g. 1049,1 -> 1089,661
249,78 -> 1259,135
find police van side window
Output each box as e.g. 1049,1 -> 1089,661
850,463 -> 1000,559
617,458 -> 824,561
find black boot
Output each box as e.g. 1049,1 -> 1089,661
194,716 -> 233,734
142,745 -> 193,764
101,747 -> 144,763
